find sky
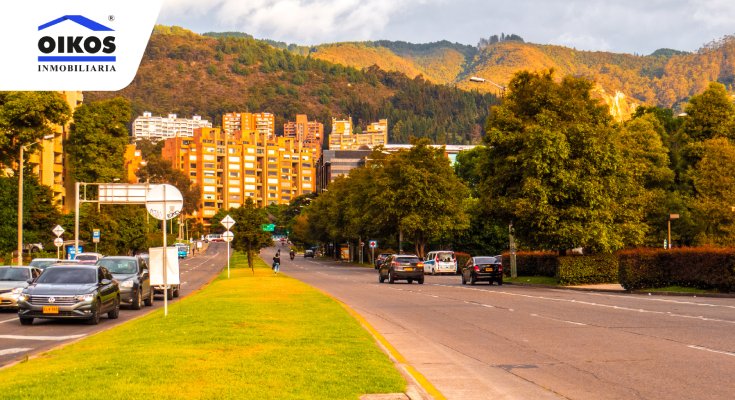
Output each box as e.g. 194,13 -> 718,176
157,0 -> 735,55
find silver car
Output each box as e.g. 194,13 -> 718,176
0,266 -> 42,310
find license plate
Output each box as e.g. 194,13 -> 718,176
404,268 -> 413,271
43,306 -> 59,314
484,267 -> 494,272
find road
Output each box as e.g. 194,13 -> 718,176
268,247 -> 735,400
0,242 -> 227,368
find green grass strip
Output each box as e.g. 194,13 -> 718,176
0,253 -> 406,400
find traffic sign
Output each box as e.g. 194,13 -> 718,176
221,215 -> 236,230
145,184 -> 184,221
53,237 -> 63,247
222,230 -> 234,243
52,225 -> 65,237
369,240 -> 377,249
261,224 -> 275,232
92,229 -> 101,243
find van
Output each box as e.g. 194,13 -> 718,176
423,251 -> 457,275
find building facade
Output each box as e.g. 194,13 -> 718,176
162,127 -> 315,222
222,112 -> 275,138
328,118 -> 388,150
283,114 -> 323,159
132,112 -> 211,143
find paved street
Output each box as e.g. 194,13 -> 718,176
0,243 -> 227,368
267,247 -> 735,400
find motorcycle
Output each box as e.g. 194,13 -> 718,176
289,251 -> 295,260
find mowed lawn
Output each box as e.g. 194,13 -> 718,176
0,252 -> 406,400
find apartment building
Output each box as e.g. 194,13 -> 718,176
283,114 -> 323,158
162,127 -> 315,222
328,118 -> 388,150
132,112 -> 211,142
222,112 -> 275,137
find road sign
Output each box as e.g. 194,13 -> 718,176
261,224 -> 275,232
221,215 -> 236,230
52,225 -> 65,237
369,240 -> 377,249
222,230 -> 234,243
92,229 -> 100,243
145,184 -> 183,221
53,237 -> 63,247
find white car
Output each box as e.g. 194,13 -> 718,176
423,251 -> 458,275
75,252 -> 104,264
0,266 -> 42,310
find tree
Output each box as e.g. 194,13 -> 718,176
0,175 -> 61,256
137,156 -> 201,215
690,138 -> 735,245
680,82 -> 735,142
228,198 -> 272,273
66,97 -> 131,183
480,70 -> 648,253
0,91 -> 71,166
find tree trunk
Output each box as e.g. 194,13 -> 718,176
247,244 -> 254,274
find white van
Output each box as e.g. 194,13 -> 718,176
423,251 -> 457,275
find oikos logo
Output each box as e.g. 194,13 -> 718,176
37,15 -> 117,71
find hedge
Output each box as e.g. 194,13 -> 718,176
618,247 -> 735,292
558,254 -> 619,285
501,251 -> 558,277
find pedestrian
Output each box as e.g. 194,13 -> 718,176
272,252 -> 281,274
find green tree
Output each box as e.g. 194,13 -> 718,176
137,157 -> 201,215
67,97 -> 131,183
0,175 -> 61,256
228,198 -> 272,273
680,82 -> 735,142
690,138 -> 735,245
480,70 -> 648,253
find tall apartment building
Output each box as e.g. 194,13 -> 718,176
162,127 -> 315,222
283,114 -> 323,158
132,112 -> 211,142
328,118 -> 388,150
222,112 -> 275,138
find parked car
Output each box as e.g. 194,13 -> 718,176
29,258 -> 65,270
17,264 -> 120,325
0,266 -> 42,310
75,252 -> 104,264
378,254 -> 424,284
176,243 -> 189,259
97,256 -> 153,309
374,253 -> 394,270
423,251 -> 457,275
461,256 -> 503,285
304,249 -> 315,258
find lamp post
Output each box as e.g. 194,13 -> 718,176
667,214 -> 679,249
17,134 -> 55,266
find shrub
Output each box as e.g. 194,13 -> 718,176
502,251 -> 558,277
558,254 -> 618,285
455,251 -> 471,270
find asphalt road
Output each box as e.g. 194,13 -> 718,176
267,247 -> 735,400
0,242 -> 227,368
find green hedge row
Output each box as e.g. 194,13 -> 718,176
557,254 -> 619,285
618,247 -> 735,291
501,252 -> 558,277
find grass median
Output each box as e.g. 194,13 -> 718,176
0,252 -> 406,400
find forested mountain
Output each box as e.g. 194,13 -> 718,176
86,26 -> 496,145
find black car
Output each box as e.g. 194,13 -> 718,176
304,249 -> 315,258
461,256 -> 503,285
378,254 -> 424,284
97,256 -> 153,310
17,264 -> 120,325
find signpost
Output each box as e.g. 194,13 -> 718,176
369,240 -> 377,266
221,215 -> 235,279
145,184 -> 184,317
261,223 -> 275,232
92,229 -> 100,252
52,225 -> 64,259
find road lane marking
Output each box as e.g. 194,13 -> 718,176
530,313 -> 587,326
688,345 -> 735,357
0,348 -> 31,356
0,318 -> 19,324
0,334 -> 86,341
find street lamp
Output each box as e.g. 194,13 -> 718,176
17,134 -> 55,266
667,214 -> 679,249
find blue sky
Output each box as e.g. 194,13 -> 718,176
157,0 -> 735,55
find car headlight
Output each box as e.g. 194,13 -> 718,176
18,292 -> 30,302
74,293 -> 95,302
120,280 -> 134,288
11,287 -> 24,295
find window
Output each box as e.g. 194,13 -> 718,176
204,202 -> 215,207
268,171 -> 277,176
229,172 -> 240,177
190,163 -> 196,169
203,163 -> 215,169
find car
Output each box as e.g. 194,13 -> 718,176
176,243 -> 189,259
374,253 -> 394,270
378,254 -> 424,284
97,256 -> 153,309
423,250 -> 457,275
75,252 -> 104,264
29,258 -> 65,270
17,264 -> 120,325
461,256 -> 503,285
304,249 -> 315,258
0,266 -> 42,310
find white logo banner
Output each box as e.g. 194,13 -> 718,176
0,0 -> 162,90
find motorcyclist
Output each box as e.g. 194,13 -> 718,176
289,249 -> 295,260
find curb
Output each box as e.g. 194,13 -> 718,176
507,282 -> 735,298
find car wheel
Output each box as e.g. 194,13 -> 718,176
470,274 -> 477,285
87,301 -> 101,325
108,297 -> 120,319
132,289 -> 143,310
407,279 -> 413,284
144,289 -> 153,306
173,286 -> 180,298
388,270 -> 395,284
497,276 -> 503,286
166,287 -> 174,300
431,266 -> 436,276
418,276 -> 424,284
379,273 -> 385,283
19,317 -> 33,325
461,273 -> 467,285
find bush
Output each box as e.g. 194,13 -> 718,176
502,251 -> 558,277
618,247 -> 735,292
455,251 -> 471,270
558,254 -> 618,285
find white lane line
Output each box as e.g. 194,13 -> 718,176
530,313 -> 587,326
0,334 -> 86,341
688,345 -> 735,357
0,318 -> 19,324
0,348 -> 32,356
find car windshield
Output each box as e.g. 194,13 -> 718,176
36,268 -> 97,284
0,267 -> 30,281
395,257 -> 421,264
474,257 -> 498,265
29,259 -> 57,269
98,259 -> 137,274
436,252 -> 454,262
76,255 -> 98,261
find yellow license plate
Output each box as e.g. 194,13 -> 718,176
485,268 -> 494,272
404,268 -> 413,271
42,306 -> 59,314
